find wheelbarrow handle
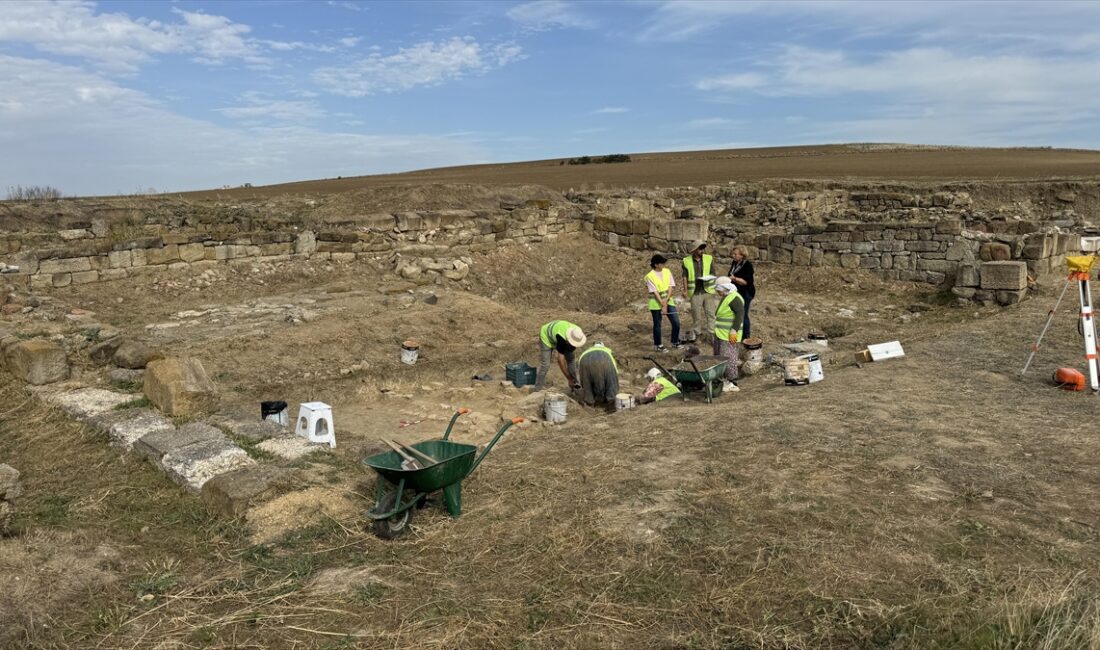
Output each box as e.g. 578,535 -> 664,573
468,416 -> 521,475
643,355 -> 682,389
442,408 -> 470,441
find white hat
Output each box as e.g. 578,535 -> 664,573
717,282 -> 737,294
646,368 -> 661,380
715,276 -> 731,285
566,327 -> 586,347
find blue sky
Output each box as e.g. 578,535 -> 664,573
1,1 -> 1099,195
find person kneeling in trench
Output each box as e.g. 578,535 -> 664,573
577,343 -> 620,410
535,320 -> 586,390
637,367 -> 681,404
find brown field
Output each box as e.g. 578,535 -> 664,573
180,144 -> 1100,199
4,234 -> 1100,648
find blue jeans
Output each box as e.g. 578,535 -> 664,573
651,307 -> 681,347
742,295 -> 753,339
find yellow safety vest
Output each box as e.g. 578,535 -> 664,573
578,345 -> 618,372
540,320 -> 579,348
715,292 -> 745,342
682,254 -> 716,296
655,376 -> 681,401
645,268 -> 676,310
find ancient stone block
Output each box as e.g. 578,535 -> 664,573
0,463 -> 21,500
160,438 -> 254,492
792,245 -> 812,266
980,261 -> 1028,290
71,270 -> 98,284
201,465 -> 294,516
39,257 -> 91,274
1021,235 -> 1054,260
108,411 -> 175,451
295,231 -> 317,255
51,272 -> 72,287
995,289 -> 1027,306
956,263 -> 980,287
980,242 -> 1012,262
48,387 -> 134,419
679,220 -> 709,243
5,339 -> 69,384
133,422 -> 225,462
840,253 -> 860,268
179,243 -> 205,262
936,220 -> 963,235
144,357 -> 220,417
114,341 -> 163,369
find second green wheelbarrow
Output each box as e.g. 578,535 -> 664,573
362,408 -> 523,539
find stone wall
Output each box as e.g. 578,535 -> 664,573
0,201 -> 584,289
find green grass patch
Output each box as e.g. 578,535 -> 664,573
113,396 -> 151,410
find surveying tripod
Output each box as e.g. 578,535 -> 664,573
1022,253 -> 1100,390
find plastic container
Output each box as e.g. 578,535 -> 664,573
802,353 -> 825,383
544,393 -> 568,423
614,393 -> 636,411
401,340 -> 420,365
260,400 -> 288,426
742,337 -> 764,363
505,362 -> 538,387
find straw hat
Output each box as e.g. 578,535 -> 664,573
566,327 -> 586,347
690,240 -> 706,252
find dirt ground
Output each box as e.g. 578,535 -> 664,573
181,144 -> 1100,199
5,234 -> 1100,648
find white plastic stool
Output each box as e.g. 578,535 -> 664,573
296,401 -> 336,448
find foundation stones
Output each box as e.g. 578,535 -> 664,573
980,261 -> 1028,291
201,465 -> 296,517
48,387 -> 135,419
107,410 -> 175,451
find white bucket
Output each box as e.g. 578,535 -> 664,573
544,393 -> 568,423
801,353 -> 825,383
614,393 -> 635,411
743,337 -> 764,363
400,340 -> 419,365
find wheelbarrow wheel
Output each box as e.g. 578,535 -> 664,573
372,490 -> 414,540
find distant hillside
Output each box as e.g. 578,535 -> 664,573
179,143 -> 1100,199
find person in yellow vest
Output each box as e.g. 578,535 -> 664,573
645,254 -> 681,353
577,343 -> 619,408
637,367 -> 681,404
713,278 -> 744,393
681,240 -> 718,345
536,320 -> 586,390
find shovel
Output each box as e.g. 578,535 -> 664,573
382,439 -> 422,470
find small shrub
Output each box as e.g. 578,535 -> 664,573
6,185 -> 62,201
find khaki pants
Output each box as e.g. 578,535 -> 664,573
690,292 -> 719,341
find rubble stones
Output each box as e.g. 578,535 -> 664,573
89,337 -> 125,365
0,464 -> 21,501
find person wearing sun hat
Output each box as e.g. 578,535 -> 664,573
536,320 -> 586,390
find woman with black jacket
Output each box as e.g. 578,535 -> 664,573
728,245 -> 756,338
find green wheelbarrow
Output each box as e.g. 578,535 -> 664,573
362,408 -> 523,539
645,355 -> 729,404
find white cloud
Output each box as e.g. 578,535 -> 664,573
0,56 -> 485,195
683,118 -> 737,129
507,1 -> 594,31
263,40 -> 337,54
327,1 -> 366,11
217,92 -> 326,122
699,45 -> 1100,146
312,37 -> 523,97
339,36 -> 361,48
595,106 -> 630,114
0,1 -> 269,71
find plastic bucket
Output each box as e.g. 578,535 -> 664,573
544,393 -> 568,423
783,358 -> 811,385
260,400 -> 288,426
742,337 -> 764,363
801,353 -> 825,383
614,393 -> 635,411
807,332 -> 829,348
401,340 -> 419,365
